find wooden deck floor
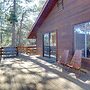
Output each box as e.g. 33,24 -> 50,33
0,54 -> 90,90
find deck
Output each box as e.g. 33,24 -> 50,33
0,54 -> 90,90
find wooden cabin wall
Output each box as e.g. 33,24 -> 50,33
37,0 -> 90,62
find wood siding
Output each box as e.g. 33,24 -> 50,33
36,0 -> 90,65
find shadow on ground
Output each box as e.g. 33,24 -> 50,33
0,54 -> 90,90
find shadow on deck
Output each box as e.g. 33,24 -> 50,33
0,54 -> 90,90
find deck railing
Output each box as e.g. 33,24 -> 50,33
0,46 -> 37,58
17,46 -> 37,55
0,47 -> 18,58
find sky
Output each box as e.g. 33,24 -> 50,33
19,0 -> 45,22
19,0 -> 39,9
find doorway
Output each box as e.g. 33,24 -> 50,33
43,31 -> 56,59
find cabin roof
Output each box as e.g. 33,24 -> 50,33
28,0 -> 58,39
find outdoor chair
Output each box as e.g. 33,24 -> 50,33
57,50 -> 69,66
57,50 -> 87,75
67,50 -> 82,69
67,50 -> 87,74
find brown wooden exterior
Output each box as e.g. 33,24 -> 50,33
28,0 -> 90,70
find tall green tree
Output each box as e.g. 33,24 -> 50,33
0,0 -> 46,47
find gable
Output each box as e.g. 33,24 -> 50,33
28,0 -> 58,39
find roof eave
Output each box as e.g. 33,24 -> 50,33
28,0 -> 58,39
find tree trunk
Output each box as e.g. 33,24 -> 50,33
12,21 -> 16,46
12,0 -> 16,47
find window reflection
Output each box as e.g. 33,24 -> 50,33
74,22 -> 90,58
50,32 -> 56,58
43,33 -> 50,57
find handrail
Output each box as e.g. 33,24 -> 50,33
0,47 -> 18,58
0,46 -> 37,57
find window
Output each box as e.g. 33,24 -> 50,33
29,39 -> 36,46
74,22 -> 90,58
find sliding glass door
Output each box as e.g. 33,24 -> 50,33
50,32 -> 56,58
43,33 -> 50,57
43,32 -> 56,58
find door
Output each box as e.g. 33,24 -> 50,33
43,33 -> 50,57
43,31 -> 56,59
50,32 -> 56,58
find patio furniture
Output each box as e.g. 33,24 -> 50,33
57,50 -> 87,74
67,50 -> 82,69
67,50 -> 87,74
57,50 -> 69,65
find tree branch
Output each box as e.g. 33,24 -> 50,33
2,4 -> 13,14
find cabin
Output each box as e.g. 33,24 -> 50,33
28,0 -> 90,71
